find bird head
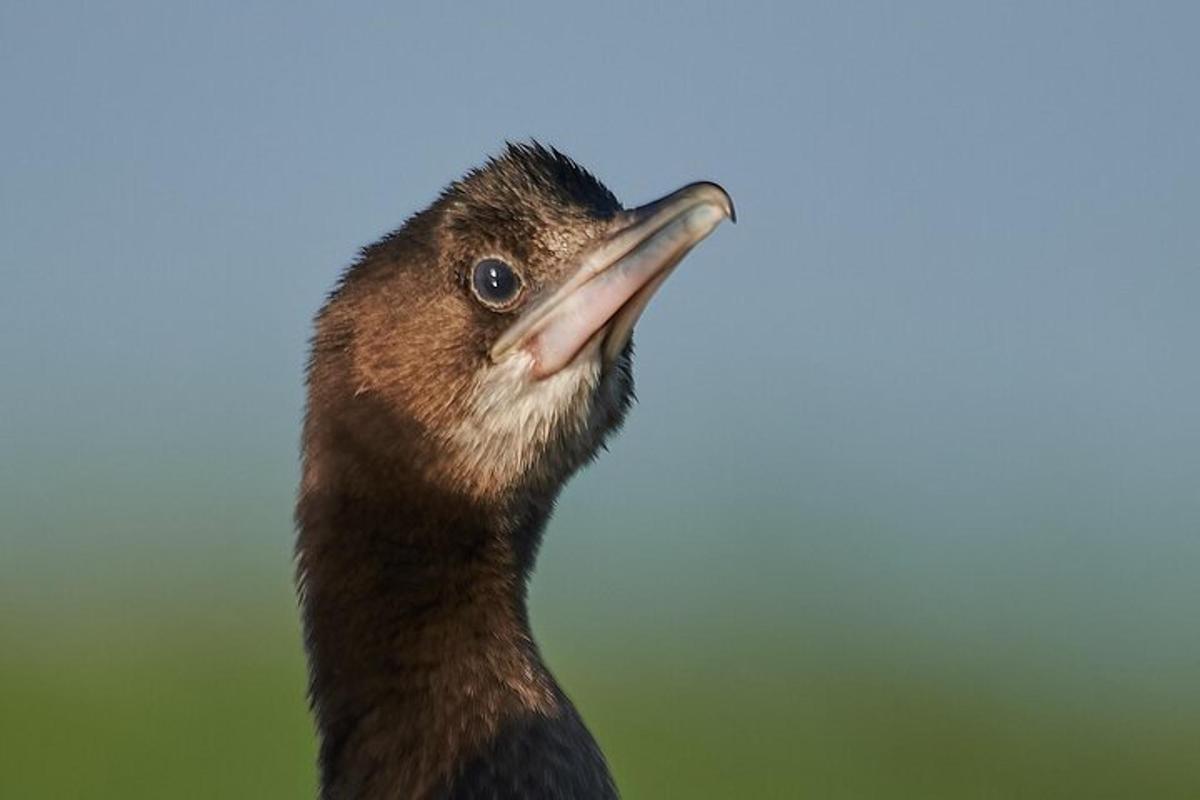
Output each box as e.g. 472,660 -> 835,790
306,143 -> 733,508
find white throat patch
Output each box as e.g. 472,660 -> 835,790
445,349 -> 601,497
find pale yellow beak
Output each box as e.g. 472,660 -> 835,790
490,182 -> 735,378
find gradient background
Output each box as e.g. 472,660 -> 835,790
3,2 -> 1198,798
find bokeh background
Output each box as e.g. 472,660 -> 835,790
3,2 -> 1198,797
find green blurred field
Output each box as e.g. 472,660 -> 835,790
4,563 -> 1198,799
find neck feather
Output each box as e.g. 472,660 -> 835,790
296,447 -> 560,799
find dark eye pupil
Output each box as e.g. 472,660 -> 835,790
472,259 -> 520,305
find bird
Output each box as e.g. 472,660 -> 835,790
295,142 -> 734,799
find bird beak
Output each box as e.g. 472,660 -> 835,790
490,182 -> 735,378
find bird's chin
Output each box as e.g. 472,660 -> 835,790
562,322 -> 634,419
592,337 -> 636,438
440,338 -> 631,502
540,325 -> 634,441
599,333 -> 634,386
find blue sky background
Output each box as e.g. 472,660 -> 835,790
2,0 -> 1198,729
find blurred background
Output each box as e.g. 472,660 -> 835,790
2,2 -> 1198,797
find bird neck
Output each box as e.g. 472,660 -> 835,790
295,450 -> 564,800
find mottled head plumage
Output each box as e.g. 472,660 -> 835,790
448,141 -> 622,224
304,142 -> 635,509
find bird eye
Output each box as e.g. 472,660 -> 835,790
470,258 -> 523,309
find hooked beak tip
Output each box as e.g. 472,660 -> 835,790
699,181 -> 737,224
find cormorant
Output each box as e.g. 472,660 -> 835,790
296,143 -> 733,799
